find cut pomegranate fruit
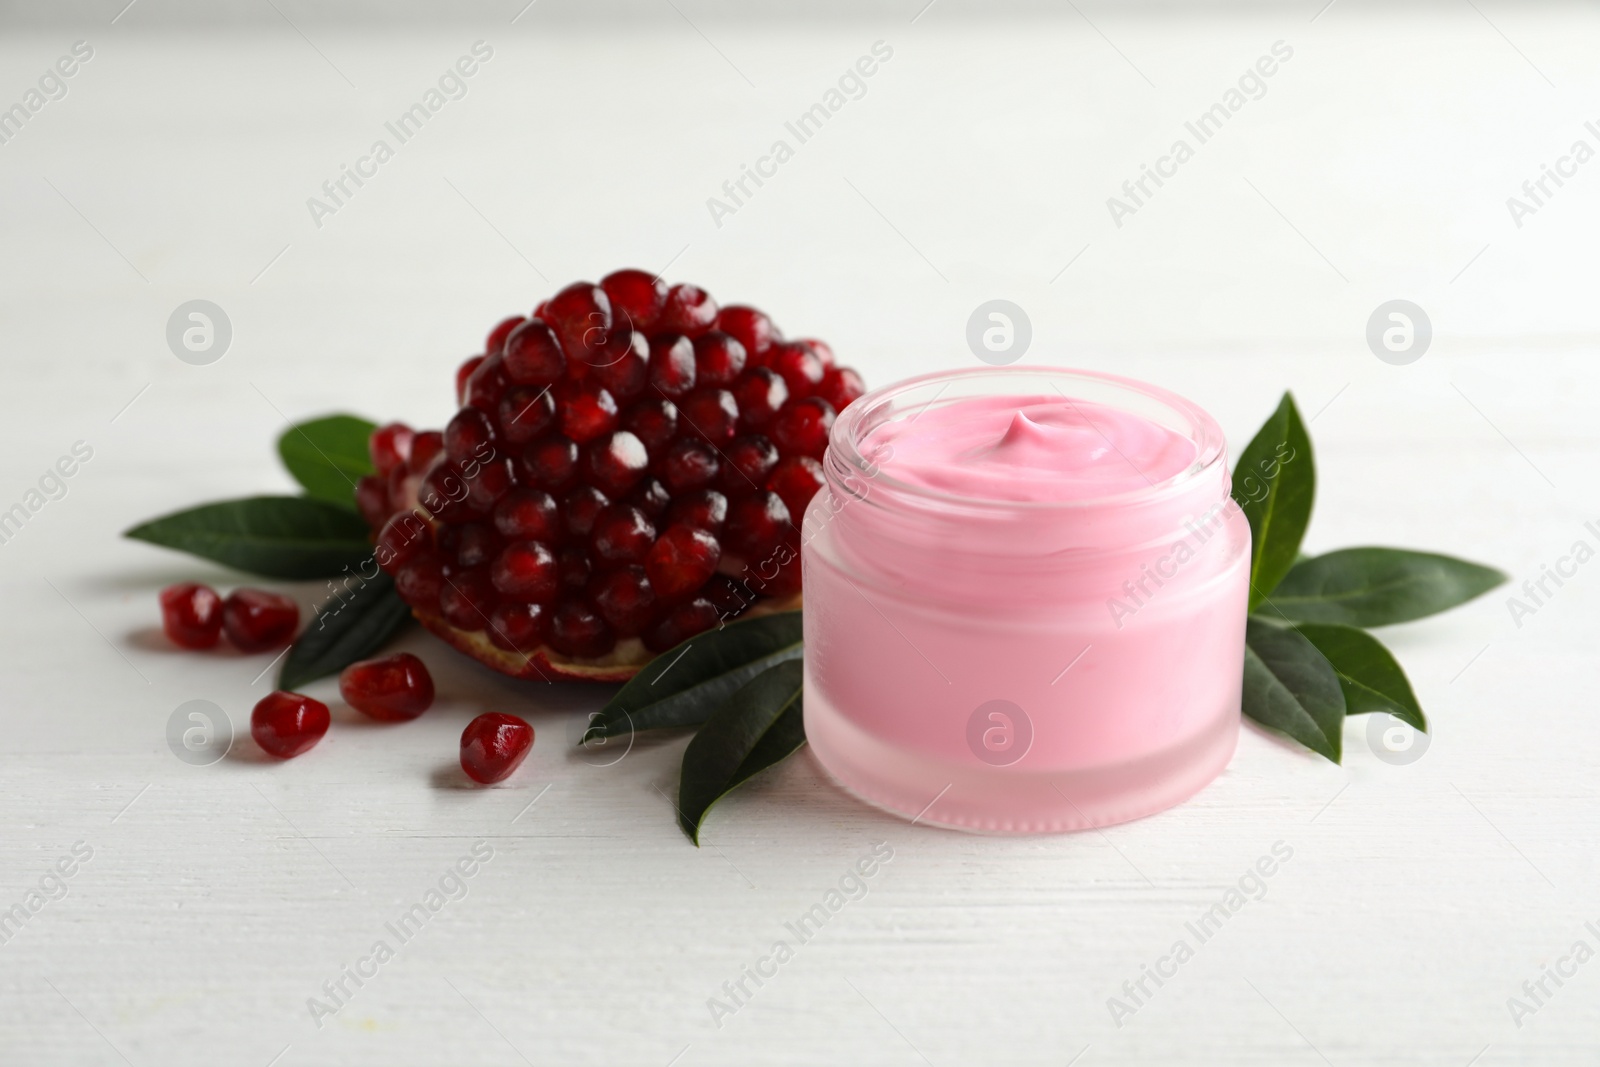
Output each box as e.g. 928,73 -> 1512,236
403,274 -> 854,682
251,691 -> 330,759
222,589 -> 299,652
159,582 -> 223,649
460,712 -> 534,784
339,652 -> 435,721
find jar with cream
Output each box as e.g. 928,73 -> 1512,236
801,367 -> 1251,832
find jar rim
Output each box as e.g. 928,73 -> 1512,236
827,365 -> 1229,512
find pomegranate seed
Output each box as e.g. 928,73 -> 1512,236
556,547 -> 591,592
488,600 -> 548,653
486,315 -> 526,355
340,652 -> 435,722
419,462 -> 476,523
658,438 -> 720,492
251,691 -> 331,759
556,381 -> 619,444
644,596 -> 720,653
448,521 -> 502,570
456,355 -> 486,405
601,269 -> 667,333
665,489 -> 728,535
767,455 -> 826,522
715,306 -> 780,361
376,511 -> 435,574
445,407 -> 498,465
439,569 -> 497,630
768,342 -> 825,400
464,353 -> 510,412
692,331 -> 747,387
732,367 -> 789,431
647,334 -> 697,398
658,283 -> 718,336
369,422 -> 414,478
645,525 -> 721,601
562,485 -> 611,538
547,600 -> 615,658
503,319 -> 566,386
622,397 -> 678,455
518,437 -> 580,492
591,504 -> 657,565
725,491 -> 792,559
770,397 -> 836,458
719,434 -> 781,494
493,488 -> 561,544
590,331 -> 650,401
409,430 -> 444,473
582,430 -> 649,496
463,456 -> 517,512
355,474 -> 391,528
491,541 -> 560,603
589,565 -> 658,636
395,553 -> 445,608
761,542 -> 805,597
818,366 -> 865,411
460,713 -> 534,784
498,385 -> 557,445
159,582 -> 223,649
543,282 -> 614,364
222,588 -> 299,652
626,477 -> 671,519
796,338 -> 835,368
677,387 -> 739,446
704,573 -> 756,619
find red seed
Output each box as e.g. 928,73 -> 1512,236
590,505 -> 657,565
665,489 -> 728,535
488,601 -> 548,653
622,397 -> 679,455
547,600 -> 615,658
647,334 -> 697,398
490,541 -> 560,603
766,455 -> 826,523
439,568 -> 498,630
725,491 -> 792,560
498,385 -> 558,445
770,397 -> 836,458
556,382 -> 619,444
409,430 -> 445,473
818,366 -> 866,412
518,437 -> 580,492
222,589 -> 299,652
562,485 -> 611,539
340,652 -> 435,722
485,315 -> 526,355
658,437 -> 720,493
677,387 -> 739,446
543,282 -> 614,364
447,521 -> 502,570
589,565 -> 658,637
556,547 -> 592,593
590,331 -> 650,402
460,712 -> 534,784
704,573 -> 757,620
731,367 -> 789,430
502,319 -> 567,386
719,434 -> 781,494
418,462 -> 476,523
395,553 -> 445,608
445,407 -> 498,465
644,525 -> 721,601
456,355 -> 486,405
493,488 -> 562,544
463,352 -> 510,412
582,430 -> 649,497
625,477 -> 671,519
601,269 -> 667,333
463,455 -> 517,512
369,422 -> 414,478
795,338 -> 835,369
376,511 -> 435,574
355,474 -> 391,529
644,596 -> 720,653
251,691 -> 331,759
658,283 -> 718,336
715,305 -> 780,361
692,331 -> 748,387
159,582 -> 223,649
768,342 -> 825,399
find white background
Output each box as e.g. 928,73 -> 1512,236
1,2 -> 1597,1064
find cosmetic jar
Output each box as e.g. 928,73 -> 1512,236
801,367 -> 1250,832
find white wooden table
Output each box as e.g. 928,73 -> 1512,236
2,6 -> 1597,1064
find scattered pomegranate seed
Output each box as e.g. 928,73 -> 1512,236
768,342 -> 825,399
732,367 -> 788,430
770,397 -> 836,457
725,491 -> 792,560
715,306 -> 779,360
622,397 -> 679,455
369,423 -> 414,478
647,334 -> 697,398
767,455 -> 827,522
665,489 -> 728,535
645,525 -> 721,601
518,437 -> 580,492
460,712 -> 534,784
491,541 -> 560,603
252,691 -> 330,759
395,554 -> 445,608
601,269 -> 667,333
455,355 -> 485,405
222,589 -> 299,652
488,600 -> 548,653
503,319 -> 566,386
719,434 -> 781,494
659,437 -> 720,492
486,315 -> 526,355
439,569 -> 497,630
498,385 -> 557,445
692,331 -> 747,387
658,283 -> 718,336
548,600 -> 615,658
493,488 -> 562,544
340,652 -> 435,722
677,387 -> 739,446
818,366 -> 865,412
159,582 -> 223,649
355,474 -> 391,528
589,565 -> 657,636
376,511 -> 435,574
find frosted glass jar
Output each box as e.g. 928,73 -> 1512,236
801,367 -> 1251,833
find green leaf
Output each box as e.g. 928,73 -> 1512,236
1231,392 -> 1315,611
582,611 -> 803,742
278,414 -> 376,508
1292,622 -> 1425,732
279,571 -> 415,689
676,659 -> 806,845
1262,547 -> 1506,627
124,496 -> 373,579
1242,617 -> 1345,762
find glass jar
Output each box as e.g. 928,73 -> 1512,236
801,367 -> 1251,833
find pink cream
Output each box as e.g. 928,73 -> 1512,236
800,369 -> 1251,833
